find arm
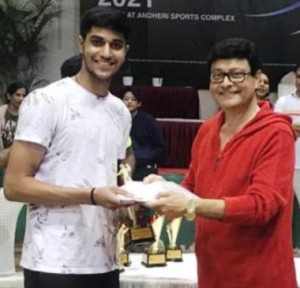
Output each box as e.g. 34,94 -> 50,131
148,127 -> 294,224
0,148 -> 10,168
4,140 -> 129,209
147,191 -> 225,221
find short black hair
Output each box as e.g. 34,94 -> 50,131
80,7 -> 131,41
121,87 -> 142,102
60,55 -> 82,78
207,38 -> 261,76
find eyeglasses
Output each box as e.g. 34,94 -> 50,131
210,70 -> 251,83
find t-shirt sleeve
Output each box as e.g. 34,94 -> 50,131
274,97 -> 285,112
15,89 -> 56,148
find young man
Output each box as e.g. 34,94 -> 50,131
274,64 -> 300,251
60,54 -> 136,173
147,38 -> 297,287
4,7 -> 132,288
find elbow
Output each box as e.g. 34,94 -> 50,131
4,177 -> 20,202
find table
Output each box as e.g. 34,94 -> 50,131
120,253 -> 197,288
0,272 -> 23,288
2,256 -> 300,288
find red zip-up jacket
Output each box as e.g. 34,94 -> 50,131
182,102 -> 297,288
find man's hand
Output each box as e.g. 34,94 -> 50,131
147,191 -> 190,221
143,174 -> 165,184
293,124 -> 300,138
93,186 -> 132,210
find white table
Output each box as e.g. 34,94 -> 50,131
0,272 -> 23,288
120,253 -> 197,288
1,255 -> 300,288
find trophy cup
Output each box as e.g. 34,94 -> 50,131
142,214 -> 167,267
118,164 -> 155,247
166,217 -> 183,261
117,223 -> 130,269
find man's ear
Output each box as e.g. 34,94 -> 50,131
78,35 -> 84,54
125,44 -> 130,55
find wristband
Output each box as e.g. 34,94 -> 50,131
90,187 -> 97,205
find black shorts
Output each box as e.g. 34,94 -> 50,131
24,268 -> 119,288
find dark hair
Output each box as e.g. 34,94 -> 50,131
121,87 -> 142,102
60,55 -> 82,78
80,7 -> 131,41
207,38 -> 261,76
6,82 -> 28,96
5,82 -> 28,103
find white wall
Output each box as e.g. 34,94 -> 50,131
38,0 -> 80,84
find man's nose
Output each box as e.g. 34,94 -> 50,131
221,75 -> 233,86
101,43 -> 112,58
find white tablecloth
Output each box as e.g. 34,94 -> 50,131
120,253 -> 197,288
0,272 -> 23,288
1,255 -> 300,288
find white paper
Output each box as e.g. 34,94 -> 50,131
119,180 -> 194,203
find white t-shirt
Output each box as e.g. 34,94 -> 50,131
15,77 -> 131,274
274,92 -> 300,169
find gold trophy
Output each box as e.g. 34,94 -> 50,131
142,214 -> 166,267
166,217 -> 183,261
118,164 -> 155,246
117,223 -> 130,269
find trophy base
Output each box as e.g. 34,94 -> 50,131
128,227 -> 155,245
166,247 -> 183,262
141,252 -> 166,267
119,251 -> 131,267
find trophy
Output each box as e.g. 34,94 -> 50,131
118,164 -> 155,247
142,214 -> 167,267
166,217 -> 183,261
117,223 -> 130,269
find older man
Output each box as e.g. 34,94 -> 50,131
147,38 -> 297,288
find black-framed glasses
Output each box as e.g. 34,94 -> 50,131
210,70 -> 251,83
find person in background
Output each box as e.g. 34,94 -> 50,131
0,82 -> 27,167
122,87 -> 165,181
60,54 -> 82,79
274,64 -> 300,255
254,69 -> 273,110
60,54 -> 135,174
255,69 -> 270,100
122,87 -> 165,229
146,38 -> 296,288
4,7 -> 132,288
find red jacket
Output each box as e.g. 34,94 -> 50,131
182,102 -> 297,288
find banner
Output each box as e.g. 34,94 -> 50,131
80,0 -> 300,89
